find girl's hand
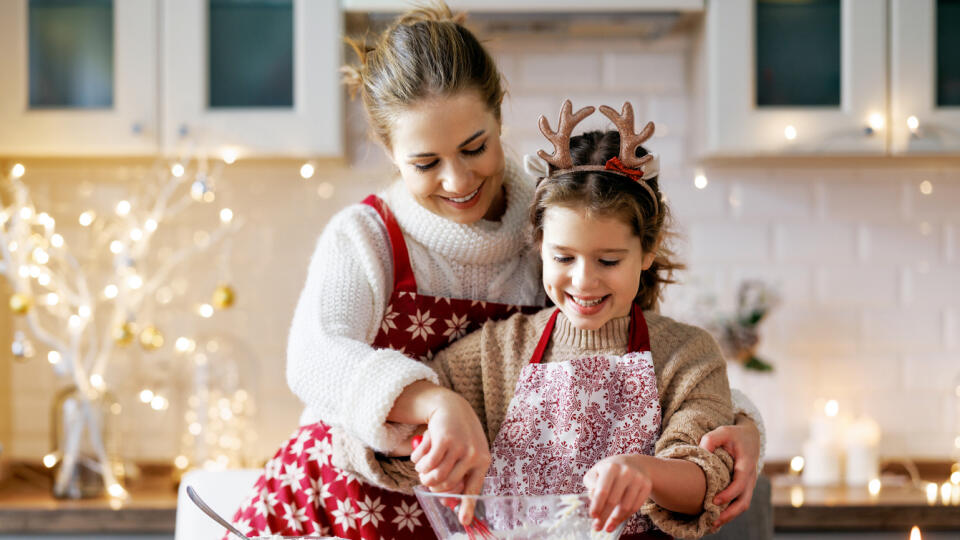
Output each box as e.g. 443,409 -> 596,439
410,392 -> 490,500
583,455 -> 651,534
699,415 -> 761,530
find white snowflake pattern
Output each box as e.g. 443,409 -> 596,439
306,436 -> 333,465
470,300 -> 488,309
391,499 -> 424,533
279,462 -> 306,491
418,349 -> 435,362
307,520 -> 330,536
405,309 -> 436,341
442,312 -> 470,342
380,304 -> 400,333
264,456 -> 284,480
264,492 -> 281,516
333,466 -> 362,487
289,429 -> 313,455
316,477 -> 336,502
281,501 -> 309,532
254,488 -> 273,519
232,516 -> 252,536
355,495 -> 386,528
331,498 -> 358,531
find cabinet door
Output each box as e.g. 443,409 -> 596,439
704,0 -> 887,156
0,0 -> 159,156
162,0 -> 343,158
890,0 -> 960,154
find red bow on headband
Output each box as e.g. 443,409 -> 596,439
604,156 -> 645,182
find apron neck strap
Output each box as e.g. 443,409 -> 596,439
529,303 -> 650,365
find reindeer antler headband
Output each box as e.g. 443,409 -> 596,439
530,100 -> 661,214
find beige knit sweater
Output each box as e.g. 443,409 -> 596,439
330,307 -> 734,539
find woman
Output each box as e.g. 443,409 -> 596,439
227,5 -> 762,539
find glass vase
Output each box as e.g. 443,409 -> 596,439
49,385 -> 121,499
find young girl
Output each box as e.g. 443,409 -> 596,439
407,101 -> 735,539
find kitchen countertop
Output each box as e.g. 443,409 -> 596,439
1,462 -> 958,534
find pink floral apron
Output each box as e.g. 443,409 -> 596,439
487,303 -> 671,539
226,195 -> 540,539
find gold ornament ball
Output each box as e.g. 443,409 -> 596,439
139,326 -> 165,351
113,322 -> 136,346
9,293 -> 32,315
212,284 -> 235,309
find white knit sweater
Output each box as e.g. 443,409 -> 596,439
286,159 -> 545,452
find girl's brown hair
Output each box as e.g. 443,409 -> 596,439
530,130 -> 684,311
341,2 -> 504,149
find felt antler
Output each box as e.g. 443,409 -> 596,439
537,100 -> 596,171
599,102 -> 655,169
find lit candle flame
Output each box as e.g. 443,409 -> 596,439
909,525 -> 921,540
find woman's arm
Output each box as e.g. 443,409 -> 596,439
286,204 -> 439,452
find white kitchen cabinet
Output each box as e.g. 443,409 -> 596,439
0,0 -> 159,156
0,0 -> 343,158
163,0 -> 343,158
701,0 -> 888,157
890,0 -> 960,154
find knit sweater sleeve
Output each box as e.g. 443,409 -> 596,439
286,203 -> 439,453
644,317 -> 736,539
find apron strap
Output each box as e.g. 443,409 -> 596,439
627,302 -> 651,353
529,308 -> 561,364
530,303 -> 651,364
362,195 -> 417,293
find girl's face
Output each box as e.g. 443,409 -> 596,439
389,92 -> 506,224
540,206 -> 656,330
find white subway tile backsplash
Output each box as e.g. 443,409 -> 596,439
770,307 -> 859,357
646,96 -> 688,137
603,51 -> 686,93
817,266 -> 899,308
822,178 -> 905,222
902,353 -> 960,391
861,308 -> 944,353
862,223 -> 942,265
907,267 -> 960,306
774,223 -> 858,263
911,173 -> 960,220
688,222 -> 771,262
734,179 -> 815,220
519,53 -> 603,90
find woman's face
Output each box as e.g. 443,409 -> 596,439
389,92 -> 506,224
540,206 -> 655,330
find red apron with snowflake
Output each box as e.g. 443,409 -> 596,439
226,195 -> 540,540
487,304 -> 672,539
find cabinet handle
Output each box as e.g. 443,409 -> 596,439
178,124 -> 190,138
131,122 -> 143,135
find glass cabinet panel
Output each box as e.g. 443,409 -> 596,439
937,0 -> 960,106
208,0 -> 293,108
28,0 -> 114,108
755,0 -> 841,107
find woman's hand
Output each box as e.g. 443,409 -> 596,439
699,414 -> 761,530
409,391 -> 491,499
583,455 -> 652,534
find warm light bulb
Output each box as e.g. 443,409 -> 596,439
37,273 -> 51,286
789,456 -> 805,473
32,248 -> 49,264
189,422 -> 202,435
144,218 -> 158,232
694,174 -> 708,190
68,315 -> 83,331
868,478 -> 881,496
10,163 -> 25,178
171,163 -> 185,177
78,305 -> 91,318
175,337 -> 195,353
129,228 -> 143,241
784,125 -> 798,141
107,483 -> 126,499
90,374 -> 104,389
868,113 -> 884,131
926,482 -> 938,505
198,304 -> 214,318
104,284 -> 118,299
51,234 -> 64,248
116,200 -> 131,216
220,208 -> 233,223
110,240 -> 123,254
47,351 -> 61,365
139,389 -> 154,403
42,453 -> 58,468
221,148 -> 238,165
951,471 -> 960,484
907,115 -> 920,132
824,400 -> 839,417
910,526 -> 921,540
79,211 -> 95,227
174,455 -> 190,469
151,395 -> 168,411
45,294 -> 59,308
20,207 -> 33,220
919,180 -> 933,195
300,163 -> 315,179
127,275 -> 143,289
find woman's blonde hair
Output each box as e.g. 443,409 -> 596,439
530,130 -> 684,311
342,2 -> 504,149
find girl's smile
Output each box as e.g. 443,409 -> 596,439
540,206 -> 655,330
